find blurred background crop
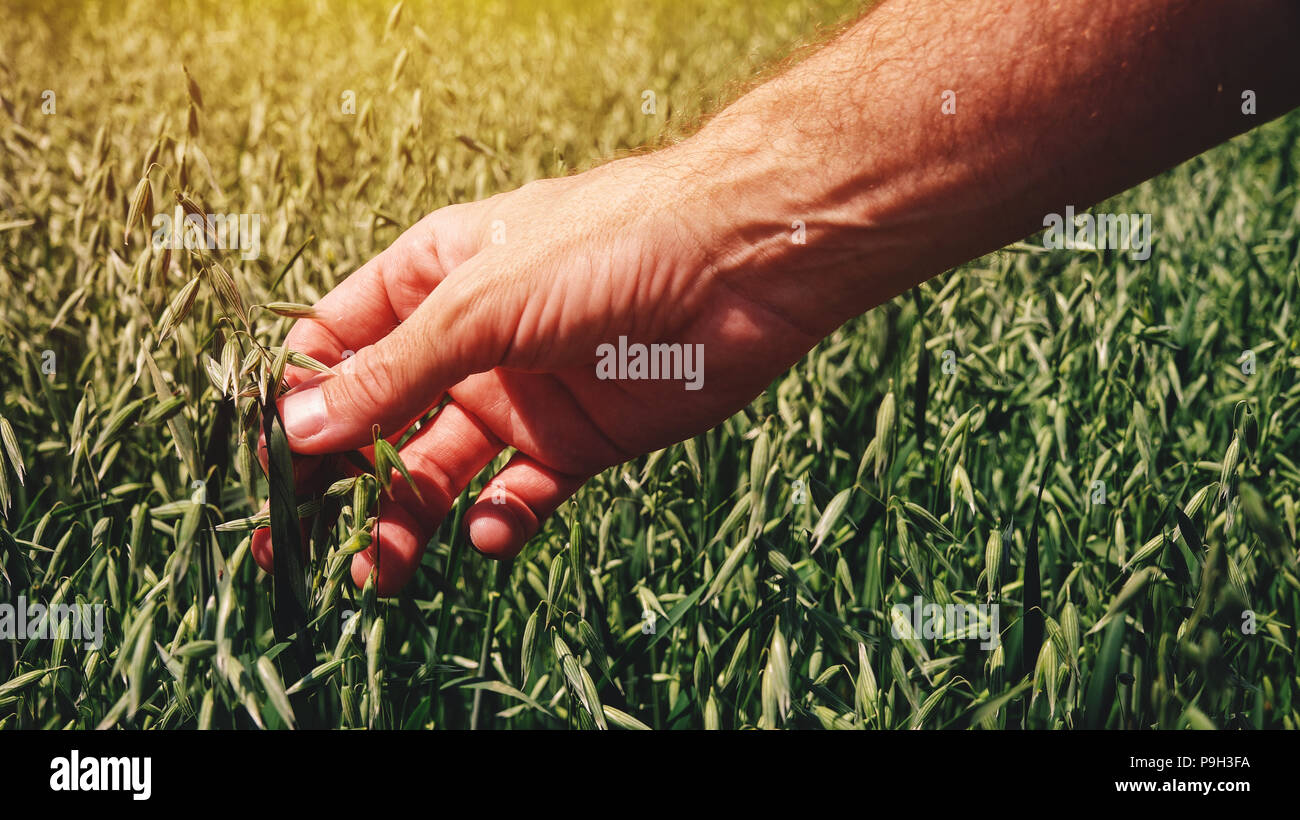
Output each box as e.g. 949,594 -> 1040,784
1,0 -> 1297,730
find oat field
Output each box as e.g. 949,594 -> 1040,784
1,0 -> 1297,730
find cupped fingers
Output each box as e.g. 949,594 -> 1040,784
349,401 -> 504,595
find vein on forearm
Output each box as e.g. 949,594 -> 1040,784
679,0 -> 1300,332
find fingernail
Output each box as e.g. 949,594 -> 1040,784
468,509 -> 522,558
282,385 -> 326,441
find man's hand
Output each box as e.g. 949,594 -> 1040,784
251,150 -> 824,594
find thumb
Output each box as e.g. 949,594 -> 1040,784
279,267 -> 511,454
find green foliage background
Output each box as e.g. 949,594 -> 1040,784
1,0 -> 1297,729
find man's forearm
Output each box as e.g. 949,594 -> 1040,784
672,0 -> 1300,333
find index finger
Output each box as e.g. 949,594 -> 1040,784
279,208 -> 479,388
